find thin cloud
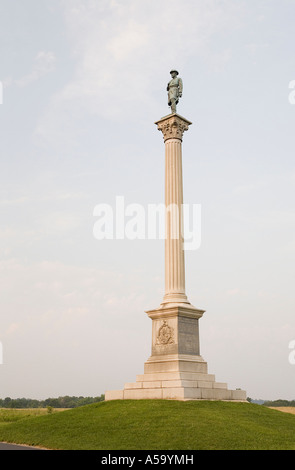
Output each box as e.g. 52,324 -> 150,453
15,51 -> 56,87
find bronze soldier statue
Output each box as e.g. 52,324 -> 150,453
167,70 -> 183,114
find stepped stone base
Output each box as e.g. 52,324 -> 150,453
105,354 -> 247,402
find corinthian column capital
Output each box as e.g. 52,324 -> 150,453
155,113 -> 192,142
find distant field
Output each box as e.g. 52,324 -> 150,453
0,408 -> 67,426
268,407 -> 295,415
1,400 -> 295,450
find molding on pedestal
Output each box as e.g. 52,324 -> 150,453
146,304 -> 205,320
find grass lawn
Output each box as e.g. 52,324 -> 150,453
0,400 -> 295,450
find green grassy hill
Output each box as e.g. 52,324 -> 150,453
1,400 -> 295,450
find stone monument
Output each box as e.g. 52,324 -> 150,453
105,71 -> 246,401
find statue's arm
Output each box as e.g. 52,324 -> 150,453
178,78 -> 183,96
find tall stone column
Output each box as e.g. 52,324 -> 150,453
144,114 -> 206,374
156,114 -> 191,306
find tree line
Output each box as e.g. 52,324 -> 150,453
0,395 -> 105,409
262,399 -> 295,407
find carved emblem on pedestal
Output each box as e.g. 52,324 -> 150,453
156,320 -> 174,345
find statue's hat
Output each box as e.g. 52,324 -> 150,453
170,69 -> 179,75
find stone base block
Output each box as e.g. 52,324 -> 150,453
105,354 -> 247,402
144,355 -> 208,375
105,387 -> 247,402
105,390 -> 124,401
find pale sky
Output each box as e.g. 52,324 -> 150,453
0,0 -> 295,401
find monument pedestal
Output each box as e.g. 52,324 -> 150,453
105,112 -> 246,402
105,303 -> 246,401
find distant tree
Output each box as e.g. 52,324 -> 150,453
3,397 -> 12,407
0,394 -> 105,408
43,398 -> 61,408
263,399 -> 295,407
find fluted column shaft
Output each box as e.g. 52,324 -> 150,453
155,114 -> 192,306
164,138 -> 187,303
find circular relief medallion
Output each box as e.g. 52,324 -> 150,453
156,320 -> 174,345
